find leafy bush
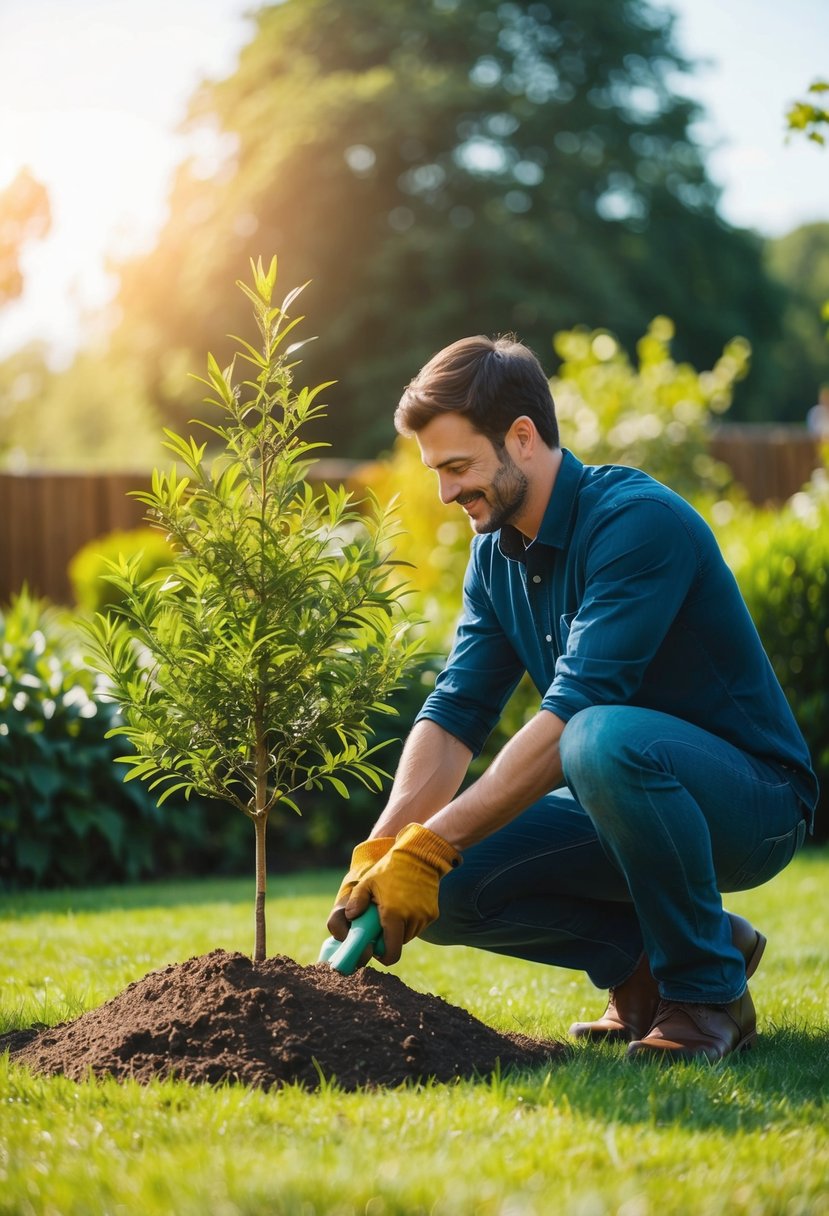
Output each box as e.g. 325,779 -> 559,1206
551,316 -> 750,500
355,439 -> 470,655
0,590 -> 160,885
0,590 -> 259,888
68,527 -> 174,614
714,471 -> 829,839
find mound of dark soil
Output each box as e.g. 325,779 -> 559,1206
3,949 -> 566,1091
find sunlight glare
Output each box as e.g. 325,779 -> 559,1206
0,0 -> 254,361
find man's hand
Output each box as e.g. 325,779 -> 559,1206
345,823 -> 461,965
326,837 -> 395,943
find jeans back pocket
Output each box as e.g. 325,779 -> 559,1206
723,816 -> 807,892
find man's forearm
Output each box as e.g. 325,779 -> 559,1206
370,718 -> 473,838
426,709 -> 566,851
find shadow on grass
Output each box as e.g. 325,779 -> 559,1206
509,1022 -> 829,1132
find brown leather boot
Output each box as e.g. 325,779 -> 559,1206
626,989 -> 757,1062
569,951 -> 656,1042
568,912 -> 766,1043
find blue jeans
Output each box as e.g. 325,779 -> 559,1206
421,706 -> 808,1003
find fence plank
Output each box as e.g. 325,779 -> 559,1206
0,471 -> 147,605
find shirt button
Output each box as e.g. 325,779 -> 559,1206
532,574 -> 541,584
546,634 -> 552,643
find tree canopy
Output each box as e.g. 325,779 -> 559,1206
111,0 -> 788,454
765,222 -> 829,411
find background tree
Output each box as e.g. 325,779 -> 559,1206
0,168 -> 50,308
109,0 -> 787,456
0,345 -> 163,471
765,222 -> 829,416
0,167 -> 163,473
778,78 -> 829,402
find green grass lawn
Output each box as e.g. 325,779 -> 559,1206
2,850 -> 828,1216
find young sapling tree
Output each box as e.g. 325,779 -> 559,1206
86,257 -> 420,961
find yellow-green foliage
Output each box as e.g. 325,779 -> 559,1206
552,316 -> 750,499
68,528 -> 174,615
356,440 -> 470,653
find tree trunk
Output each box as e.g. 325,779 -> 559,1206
253,812 -> 268,962
252,715 -> 269,962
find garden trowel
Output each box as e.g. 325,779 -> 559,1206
318,903 -> 385,975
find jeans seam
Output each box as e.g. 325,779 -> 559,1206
470,836 -> 601,912
641,736 -> 790,792
629,737 -> 767,994
470,914 -> 642,986
630,739 -> 714,973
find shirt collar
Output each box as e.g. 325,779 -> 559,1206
499,449 -> 584,562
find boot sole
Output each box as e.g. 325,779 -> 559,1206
568,1024 -> 633,1042
627,1028 -> 758,1063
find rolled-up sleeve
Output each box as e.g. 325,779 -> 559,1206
540,497 -> 700,721
415,545 -> 525,755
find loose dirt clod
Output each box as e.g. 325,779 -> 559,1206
3,949 -> 567,1091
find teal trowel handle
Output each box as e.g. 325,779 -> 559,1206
318,903 -> 385,974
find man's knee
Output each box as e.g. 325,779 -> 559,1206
560,705 -> 646,808
561,706 -> 623,778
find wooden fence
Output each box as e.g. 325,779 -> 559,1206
0,434 -> 823,606
708,425 -> 821,507
0,470 -> 148,606
0,461 -> 358,606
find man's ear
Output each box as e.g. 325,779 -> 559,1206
506,415 -> 537,459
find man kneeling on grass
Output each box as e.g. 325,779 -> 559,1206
327,335 -> 817,1063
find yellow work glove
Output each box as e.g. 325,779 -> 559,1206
326,837 -> 395,941
334,837 -> 396,905
345,823 -> 462,965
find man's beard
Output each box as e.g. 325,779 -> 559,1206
463,449 -> 529,534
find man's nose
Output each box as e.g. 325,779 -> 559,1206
437,473 -> 459,505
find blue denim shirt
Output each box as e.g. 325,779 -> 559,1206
416,450 -> 818,820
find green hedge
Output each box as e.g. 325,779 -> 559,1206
0,591 -> 241,888
715,475 -> 828,838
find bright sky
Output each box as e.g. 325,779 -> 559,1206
1,0 -> 828,364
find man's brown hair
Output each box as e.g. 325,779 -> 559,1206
394,334 -> 559,449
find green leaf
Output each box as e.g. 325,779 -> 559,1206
156,780 -> 195,805
227,334 -> 269,368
